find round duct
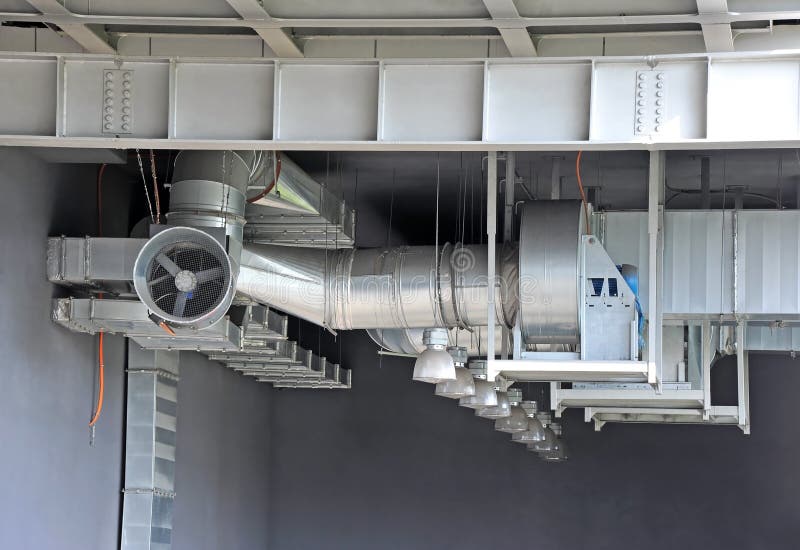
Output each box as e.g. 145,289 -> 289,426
133,226 -> 236,329
518,200 -> 585,345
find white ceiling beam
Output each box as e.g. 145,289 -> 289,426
697,0 -> 735,52
223,0 -> 303,57
482,0 -> 537,56
23,0 -> 115,54
3,9 -> 800,31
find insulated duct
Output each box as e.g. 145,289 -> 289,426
236,242 -> 519,331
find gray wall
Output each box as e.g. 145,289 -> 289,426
267,332 -> 799,550
0,148 -> 273,550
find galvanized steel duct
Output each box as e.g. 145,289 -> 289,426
236,242 -> 519,331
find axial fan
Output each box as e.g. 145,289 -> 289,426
133,226 -> 236,329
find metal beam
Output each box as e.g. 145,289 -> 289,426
647,151 -> 665,388
22,0 -> 115,54
2,51 -> 800,151
223,0 -> 303,58
697,0 -> 734,52
2,10 -> 800,30
482,0 -> 537,57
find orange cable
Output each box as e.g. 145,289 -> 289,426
90,164 -> 107,428
575,151 -> 591,234
149,150 -> 161,224
89,332 -> 105,427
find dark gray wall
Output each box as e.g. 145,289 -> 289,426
172,350 -> 272,550
0,148 -> 273,550
267,332 -> 800,550
0,148 -> 125,550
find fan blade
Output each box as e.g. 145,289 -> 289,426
173,291 -> 189,317
147,273 -> 172,287
195,267 -> 223,284
156,253 -> 181,276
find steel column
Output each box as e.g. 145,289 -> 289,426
486,151 -> 498,363
647,151 -> 665,388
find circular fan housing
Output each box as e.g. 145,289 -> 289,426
133,226 -> 236,329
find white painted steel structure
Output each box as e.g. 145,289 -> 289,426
3,50 -> 800,151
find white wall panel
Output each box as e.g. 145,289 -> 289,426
381,63 -> 483,141
484,62 -> 591,141
275,63 -> 378,140
173,62 -> 273,139
707,59 -> 800,140
0,59 -> 56,135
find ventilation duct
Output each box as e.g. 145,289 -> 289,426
133,150 -> 250,328
236,242 -> 519,331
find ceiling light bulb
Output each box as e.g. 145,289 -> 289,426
413,328 -> 456,383
435,347 -> 474,398
476,391 -> 511,419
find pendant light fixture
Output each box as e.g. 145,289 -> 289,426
476,387 -> 512,419
537,423 -> 569,462
459,360 -> 498,409
512,402 -> 548,443
413,328 -> 456,383
526,412 -> 556,452
494,389 -> 528,433
435,346 -> 475,399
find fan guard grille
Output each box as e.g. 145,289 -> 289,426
133,227 -> 235,328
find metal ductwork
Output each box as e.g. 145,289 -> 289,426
132,151 -> 251,328
236,241 -> 519,331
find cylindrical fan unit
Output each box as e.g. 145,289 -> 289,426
133,226 -> 236,329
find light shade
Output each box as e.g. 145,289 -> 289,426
494,406 -> 528,433
459,380 -> 498,409
526,426 -> 556,451
476,391 -> 511,419
413,328 -> 456,383
512,417 -> 548,444
435,367 -> 475,399
539,439 -> 569,462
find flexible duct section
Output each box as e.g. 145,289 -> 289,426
237,242 -> 519,331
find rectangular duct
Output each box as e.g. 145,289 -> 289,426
121,344 -> 180,550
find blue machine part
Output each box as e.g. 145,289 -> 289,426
617,264 -> 644,351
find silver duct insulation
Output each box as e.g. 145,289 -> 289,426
236,242 -> 519,331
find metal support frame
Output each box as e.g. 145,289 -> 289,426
647,151 -> 665,389
481,0 -> 537,57
736,322 -> 751,434
486,151 -> 497,362
697,0 -> 735,53
222,0 -> 304,58
4,50 -> 800,150
22,0 -> 115,54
